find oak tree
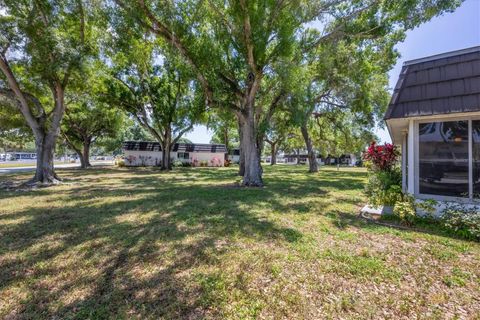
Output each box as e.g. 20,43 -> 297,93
112,0 -> 460,186
0,0 -> 99,184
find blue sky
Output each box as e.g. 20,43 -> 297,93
185,0 -> 480,144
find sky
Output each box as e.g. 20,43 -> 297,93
185,0 -> 480,144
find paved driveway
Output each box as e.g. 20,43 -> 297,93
0,161 -> 114,174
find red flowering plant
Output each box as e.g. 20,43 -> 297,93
363,141 -> 402,208
363,141 -> 399,172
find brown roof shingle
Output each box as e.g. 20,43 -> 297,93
384,46 -> 480,120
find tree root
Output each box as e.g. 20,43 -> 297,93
22,175 -> 63,188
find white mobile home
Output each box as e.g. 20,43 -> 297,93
122,141 -> 227,167
228,148 -> 240,164
385,46 -> 480,213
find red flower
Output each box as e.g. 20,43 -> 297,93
363,141 -> 399,171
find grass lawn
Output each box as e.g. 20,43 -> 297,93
0,161 -> 71,169
0,166 -> 479,319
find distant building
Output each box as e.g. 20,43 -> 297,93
323,154 -> 358,166
228,148 -> 240,164
10,152 -> 37,160
282,153 -> 358,166
122,141 -> 227,167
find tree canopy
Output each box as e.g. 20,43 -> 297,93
0,0 -> 464,186
110,0 -> 461,186
0,0 -> 102,183
103,31 -> 205,169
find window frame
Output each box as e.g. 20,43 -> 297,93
177,152 -> 190,160
415,116 -> 480,203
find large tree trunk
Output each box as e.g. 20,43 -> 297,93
31,85 -> 65,184
240,111 -> 263,187
82,138 -> 92,168
33,132 -> 60,184
237,118 -> 245,176
161,144 -> 172,170
161,128 -> 173,170
301,122 -> 318,173
270,143 -> 277,165
76,149 -> 86,169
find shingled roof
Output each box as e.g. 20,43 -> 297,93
122,141 -> 227,153
384,46 -> 480,120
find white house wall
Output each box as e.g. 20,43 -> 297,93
123,150 -> 162,166
123,150 -> 225,167
228,155 -> 240,163
188,152 -> 225,165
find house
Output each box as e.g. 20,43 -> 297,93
283,154 -> 324,165
385,46 -> 480,212
282,153 -> 358,166
122,141 -> 227,167
10,152 -> 37,160
324,154 -> 358,166
228,148 -> 240,164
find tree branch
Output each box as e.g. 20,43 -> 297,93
0,56 -> 45,132
171,124 -> 194,146
239,0 -> 257,73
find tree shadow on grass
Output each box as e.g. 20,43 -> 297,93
0,178 -> 307,318
0,166 -> 368,318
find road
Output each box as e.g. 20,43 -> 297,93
0,161 -> 114,174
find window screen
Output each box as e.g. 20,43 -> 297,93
177,152 -> 190,160
418,121 -> 469,197
473,120 -> 480,198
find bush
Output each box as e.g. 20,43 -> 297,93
172,160 -> 184,167
200,160 -> 208,167
182,162 -> 192,167
364,168 -> 402,207
224,159 -> 231,167
363,141 -> 402,208
441,204 -> 480,240
116,159 -> 125,167
363,142 -> 399,172
210,157 -> 222,167
393,195 -> 416,225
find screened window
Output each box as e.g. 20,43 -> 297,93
418,121 -> 469,197
473,120 -> 480,198
177,152 -> 190,160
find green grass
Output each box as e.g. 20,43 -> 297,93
0,161 -> 70,168
0,165 -> 478,319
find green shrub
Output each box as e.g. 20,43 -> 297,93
416,199 -> 438,218
393,195 -> 416,225
116,159 -> 125,167
441,204 -> 480,240
364,168 -> 402,206
172,160 -> 184,167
